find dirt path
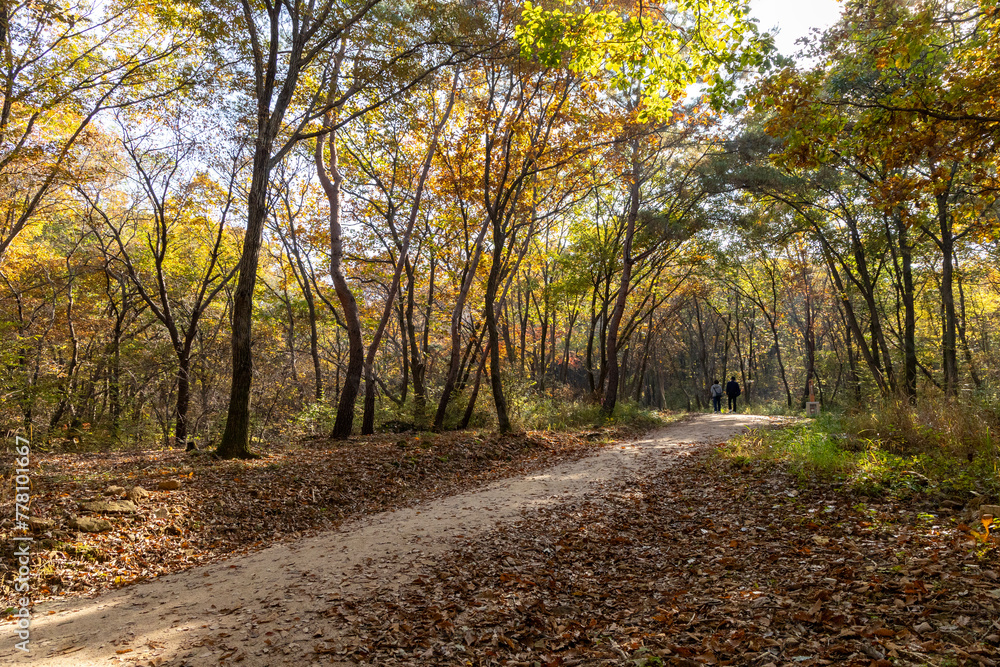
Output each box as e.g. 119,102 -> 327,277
3,414 -> 774,666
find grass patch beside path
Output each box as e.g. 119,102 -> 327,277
720,414 -> 851,478
0,416 -> 673,604
718,405 -> 1000,503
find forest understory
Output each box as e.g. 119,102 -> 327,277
0,421 -> 659,603
2,416 -> 998,666
344,445 -> 1000,667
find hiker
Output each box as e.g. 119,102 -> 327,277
710,379 -> 723,413
726,375 -> 741,412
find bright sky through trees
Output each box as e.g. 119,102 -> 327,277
750,0 -> 844,56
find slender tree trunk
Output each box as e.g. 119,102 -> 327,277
597,282 -> 610,394
634,319 -> 654,403
460,349 -> 488,430
819,246 -> 890,396
485,229 -> 512,433
286,235 -> 324,401
538,309 -> 548,389
586,285 -> 598,393
767,314 -> 793,408
434,219 -> 488,428
217,133 -> 274,458
888,212 -> 917,400
405,256 -> 434,428
936,191 -> 958,396
361,81 -> 455,433
110,324 -> 122,428
315,121 -> 364,438
50,270 -> 81,428
601,144 -> 641,417
397,300 -> 409,404
561,307 -> 578,383
955,255 -> 982,389
175,354 -> 193,450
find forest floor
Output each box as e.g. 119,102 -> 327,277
3,413 -> 999,666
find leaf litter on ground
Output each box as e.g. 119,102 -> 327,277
326,446 -> 1000,666
3,420 -> 998,667
0,426 -> 636,604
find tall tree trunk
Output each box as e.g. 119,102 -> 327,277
175,354 -> 192,450
110,322 -> 122,428
485,230 -> 512,433
405,256 -> 434,428
50,269 -> 80,428
819,245 -> 891,396
216,120 -> 275,458
537,303 -> 548,390
316,121 -> 364,438
955,254 -> 982,389
586,285 -> 598,393
601,143 -> 641,417
361,78 -> 455,433
561,307 -> 578,383
936,191 -> 958,396
887,211 -> 917,400
397,299 -> 409,404
460,349 -> 488,430
634,318 -> 654,403
285,230 -> 324,401
767,314 -> 793,408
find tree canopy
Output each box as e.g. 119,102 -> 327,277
1,0 -> 999,455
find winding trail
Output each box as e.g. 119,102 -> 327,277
4,413 -> 775,666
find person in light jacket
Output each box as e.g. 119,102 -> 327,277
710,379 -> 723,413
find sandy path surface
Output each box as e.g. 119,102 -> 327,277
3,413 -> 774,666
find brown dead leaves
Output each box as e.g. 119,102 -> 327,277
0,428 -> 619,603
332,447 -> 999,666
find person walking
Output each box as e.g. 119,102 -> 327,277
710,379 -> 723,413
726,375 -> 741,412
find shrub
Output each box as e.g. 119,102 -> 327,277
719,399 -> 1000,499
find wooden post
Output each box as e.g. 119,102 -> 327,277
806,379 -> 820,416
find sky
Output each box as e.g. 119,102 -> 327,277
749,0 -> 845,57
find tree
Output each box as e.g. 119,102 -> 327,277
84,116 -> 240,450
355,71 -> 458,434
751,0 -> 1000,398
213,0 -> 387,456
0,0 -> 198,263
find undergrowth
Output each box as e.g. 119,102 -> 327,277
514,394 -> 670,431
718,400 -> 1000,500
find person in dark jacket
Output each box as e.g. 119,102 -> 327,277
726,376 -> 741,412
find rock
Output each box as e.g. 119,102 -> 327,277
152,507 -> 170,520
77,500 -> 137,514
158,479 -> 182,490
27,517 -> 55,532
979,504 -> 1000,520
104,485 -> 127,497
964,497 -> 994,521
68,516 -> 113,533
127,486 -> 150,504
